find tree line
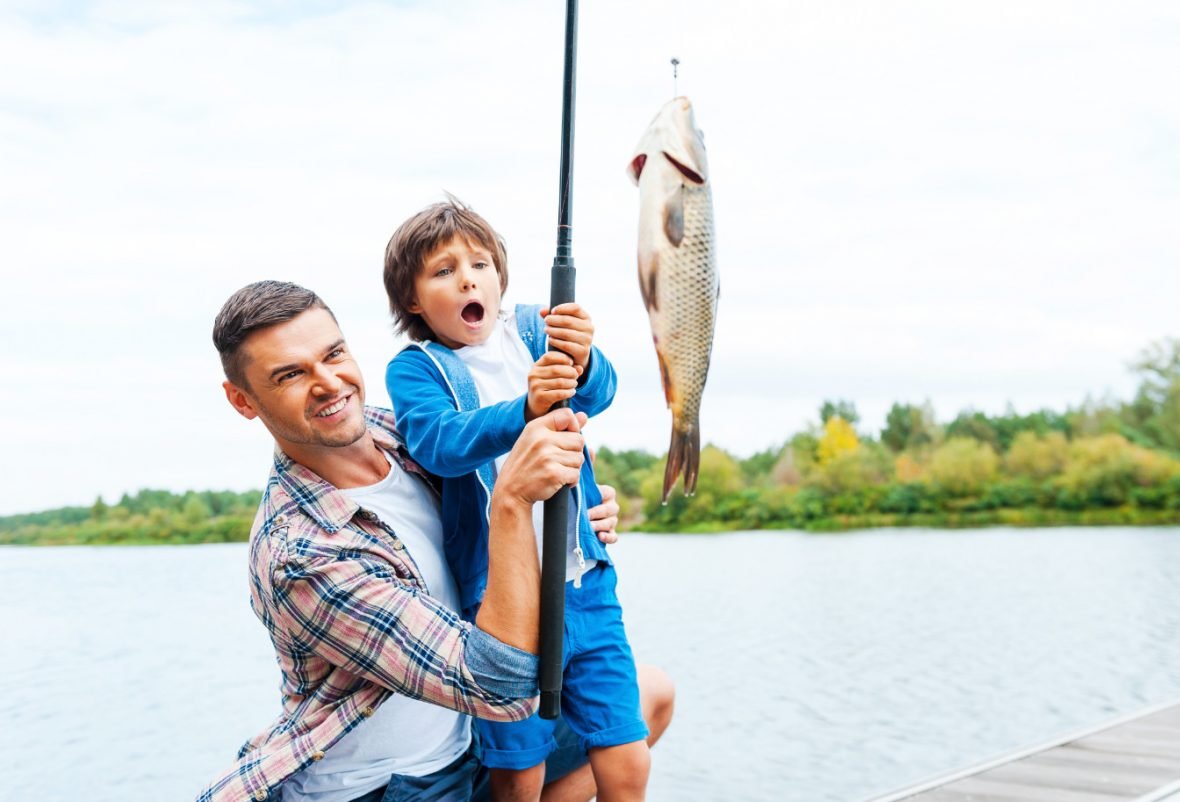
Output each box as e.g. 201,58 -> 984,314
0,489 -> 261,546
596,338 -> 1180,532
4,338 -> 1179,544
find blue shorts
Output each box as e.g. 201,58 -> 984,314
477,565 -> 649,770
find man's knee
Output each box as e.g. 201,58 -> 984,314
636,664 -> 675,745
589,740 -> 651,795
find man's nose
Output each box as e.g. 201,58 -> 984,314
311,364 -> 343,394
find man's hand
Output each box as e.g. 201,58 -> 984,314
480,408 -> 589,655
540,303 -> 594,374
496,408 -> 589,509
588,483 -> 620,544
525,352 -> 582,421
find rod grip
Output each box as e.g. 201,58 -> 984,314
538,259 -> 577,720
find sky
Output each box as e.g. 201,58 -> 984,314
1,0 -> 1178,516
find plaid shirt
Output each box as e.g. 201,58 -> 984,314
195,407 -> 538,802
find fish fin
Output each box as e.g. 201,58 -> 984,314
656,349 -> 673,406
638,253 -> 658,312
663,187 -> 685,246
662,424 -> 701,503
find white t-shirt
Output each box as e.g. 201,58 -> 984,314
282,456 -> 470,802
455,311 -> 596,579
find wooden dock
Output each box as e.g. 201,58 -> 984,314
860,699 -> 1180,802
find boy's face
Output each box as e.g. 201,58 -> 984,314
409,234 -> 503,349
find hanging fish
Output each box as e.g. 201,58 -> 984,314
627,96 -> 719,502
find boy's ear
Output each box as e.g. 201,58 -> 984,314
407,297 -> 421,314
223,380 -> 260,421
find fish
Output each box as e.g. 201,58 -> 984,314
627,96 -> 719,503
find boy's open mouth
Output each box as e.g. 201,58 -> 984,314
461,301 -> 485,324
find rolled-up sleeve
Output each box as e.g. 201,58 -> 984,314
464,626 -> 540,698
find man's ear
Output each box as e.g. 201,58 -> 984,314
223,380 -> 259,421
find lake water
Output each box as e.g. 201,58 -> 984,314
4,527 -> 1180,801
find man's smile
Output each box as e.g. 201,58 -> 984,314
315,394 -> 351,418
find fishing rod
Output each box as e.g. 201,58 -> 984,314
539,0 -> 578,721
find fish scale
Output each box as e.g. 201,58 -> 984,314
628,97 -> 719,502
656,182 -> 716,437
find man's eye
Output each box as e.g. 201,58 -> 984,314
279,370 -> 301,383
328,348 -> 345,360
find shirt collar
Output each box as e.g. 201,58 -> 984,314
271,406 -> 424,533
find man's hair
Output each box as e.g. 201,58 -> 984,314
383,197 -> 509,342
212,280 -> 334,388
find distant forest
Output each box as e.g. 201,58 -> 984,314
4,338 -> 1179,545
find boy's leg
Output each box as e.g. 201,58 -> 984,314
540,664 -> 675,802
559,566 -> 651,802
488,763 -> 545,802
478,702 -> 560,802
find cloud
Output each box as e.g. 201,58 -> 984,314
1,0 -> 1178,513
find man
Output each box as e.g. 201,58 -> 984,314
198,281 -> 672,802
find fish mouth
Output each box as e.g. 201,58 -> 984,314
663,151 -> 704,184
629,154 -> 647,182
461,301 -> 485,324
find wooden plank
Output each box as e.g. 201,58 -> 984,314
1073,733 -> 1180,761
1019,754 -> 1180,789
1029,746 -> 1180,775
977,759 -> 1161,796
944,775 -> 1123,802
857,701 -> 1180,802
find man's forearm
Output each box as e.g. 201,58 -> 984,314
475,497 -> 541,653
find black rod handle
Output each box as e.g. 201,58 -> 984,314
539,258 -> 577,721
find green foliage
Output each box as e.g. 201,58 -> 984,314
740,444 -> 785,482
1005,431 -> 1068,479
1121,338 -> 1180,453
927,438 -> 1000,497
820,399 -> 859,425
0,489 -> 262,546
593,447 -> 658,498
881,402 -> 939,452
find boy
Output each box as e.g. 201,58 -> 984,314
383,199 -> 651,801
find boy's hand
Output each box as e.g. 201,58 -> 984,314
541,303 -> 594,374
526,351 -> 582,421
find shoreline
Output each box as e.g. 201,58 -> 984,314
5,508 -> 1180,545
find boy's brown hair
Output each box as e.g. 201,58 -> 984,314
383,198 -> 509,342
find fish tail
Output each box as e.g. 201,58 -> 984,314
662,424 -> 701,503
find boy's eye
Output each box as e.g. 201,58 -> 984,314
434,266 -> 453,277
473,261 -> 490,270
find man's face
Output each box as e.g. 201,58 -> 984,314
224,308 -> 368,455
409,234 -> 503,349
